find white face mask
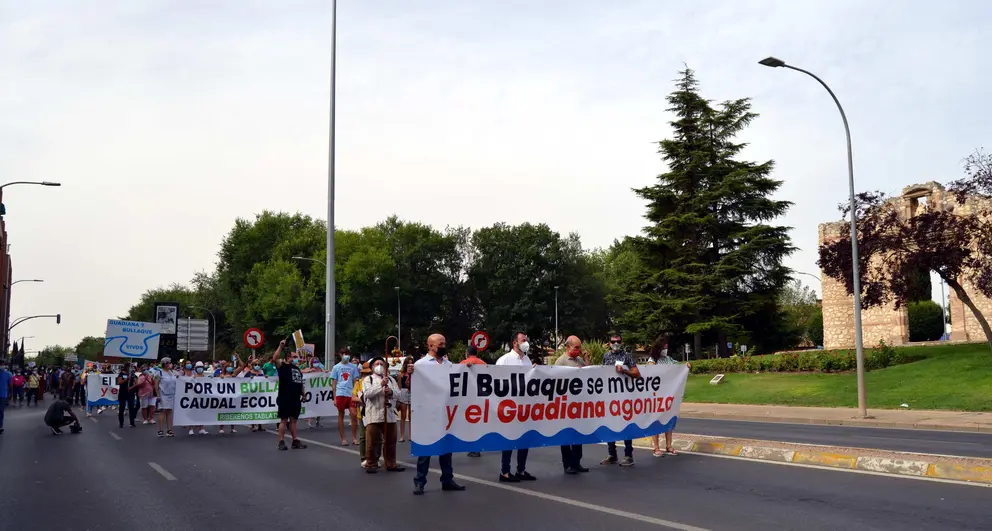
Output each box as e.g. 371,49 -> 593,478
373,365 -> 384,376
661,348 -> 668,357
518,341 -> 530,354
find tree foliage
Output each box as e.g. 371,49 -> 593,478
908,300 -> 944,342
819,149 -> 992,351
778,278 -> 821,347
621,68 -> 794,356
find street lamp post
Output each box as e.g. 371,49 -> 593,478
187,305 -> 217,361
394,286 -> 401,347
11,279 -> 43,286
325,0 -> 338,373
760,56 -> 868,418
554,285 -> 560,350
292,256 -> 332,367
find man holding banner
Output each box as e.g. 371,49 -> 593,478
412,334 -> 466,496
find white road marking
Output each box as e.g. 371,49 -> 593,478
148,462 -> 177,481
89,417 -> 98,423
679,450 -> 991,489
109,432 -> 121,440
276,433 -> 710,531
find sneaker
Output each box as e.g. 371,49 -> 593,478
278,440 -> 288,451
198,429 -> 209,435
230,428 -> 237,434
157,431 -> 164,438
498,473 -> 520,483
619,457 -> 634,467
142,420 -> 149,425
218,429 -> 226,434
292,439 -> 308,449
601,456 -> 618,465
188,429 -> 195,436
86,413 -> 93,418
51,427 -> 63,435
515,471 -> 537,481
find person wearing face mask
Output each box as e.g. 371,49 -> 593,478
307,359 -> 325,429
411,334 -> 466,495
601,332 -> 641,467
116,364 -> 138,429
130,364 -> 157,425
329,349 -> 360,446
216,356 -> 246,435
155,358 -> 178,438
241,356 -> 265,432
646,337 -> 685,457
272,340 -> 308,451
555,335 -> 590,474
494,332 -> 538,483
358,357 -> 405,473
189,361 -> 210,435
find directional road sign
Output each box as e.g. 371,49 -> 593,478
177,318 -> 210,352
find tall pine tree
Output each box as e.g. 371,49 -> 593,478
625,69 -> 794,356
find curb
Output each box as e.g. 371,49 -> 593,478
631,436 -> 992,485
680,411 -> 992,433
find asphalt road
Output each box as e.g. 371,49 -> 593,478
0,405 -> 988,531
675,417 -> 992,458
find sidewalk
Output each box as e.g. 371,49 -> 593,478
681,402 -> 992,433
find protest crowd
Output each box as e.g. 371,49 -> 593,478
0,329 -> 687,495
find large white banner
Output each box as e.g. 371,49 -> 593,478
174,376 -> 338,426
104,320 -> 162,360
411,364 -> 688,456
85,374 -> 120,407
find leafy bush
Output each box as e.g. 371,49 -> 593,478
908,300 -> 944,342
808,307 -> 824,346
689,340 -> 919,374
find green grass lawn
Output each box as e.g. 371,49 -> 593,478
685,342 -> 992,411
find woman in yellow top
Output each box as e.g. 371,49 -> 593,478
27,371 -> 40,407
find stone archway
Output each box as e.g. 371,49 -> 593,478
816,182 -> 992,349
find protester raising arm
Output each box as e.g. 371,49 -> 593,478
271,340 -> 287,366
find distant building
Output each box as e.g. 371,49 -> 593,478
0,216 -> 11,362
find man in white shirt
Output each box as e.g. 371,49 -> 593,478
411,334 -> 467,496
494,332 -> 537,483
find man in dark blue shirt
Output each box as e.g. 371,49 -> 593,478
600,333 -> 641,467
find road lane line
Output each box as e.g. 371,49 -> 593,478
275,433 -> 710,531
680,450 -> 991,488
148,462 -> 177,481
89,417 -> 98,423
109,432 -> 122,441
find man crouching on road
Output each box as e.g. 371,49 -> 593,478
45,398 -> 82,435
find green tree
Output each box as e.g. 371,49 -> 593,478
35,345 -> 74,367
469,223 -> 608,350
908,300 -> 944,342
74,336 -> 105,363
623,69 -> 794,356
777,278 -> 820,348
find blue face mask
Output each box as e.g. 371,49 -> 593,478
225,367 -> 234,373
341,355 -> 351,363
313,363 -> 322,369
185,364 -> 193,370
253,365 -> 261,371
195,367 -> 204,374
291,358 -> 299,366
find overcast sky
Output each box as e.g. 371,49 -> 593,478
2,0 -> 987,351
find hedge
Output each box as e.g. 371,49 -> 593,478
688,341 -> 919,374
908,300 -> 944,342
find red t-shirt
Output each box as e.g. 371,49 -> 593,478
460,356 -> 487,366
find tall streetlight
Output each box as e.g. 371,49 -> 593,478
760,56 -> 868,417
0,181 -> 61,190
325,0 -> 338,375
554,285 -> 560,350
186,305 -> 217,361
11,279 -> 43,286
394,286 -> 401,347
291,256 -> 332,367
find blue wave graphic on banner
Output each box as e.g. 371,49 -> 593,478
87,398 -> 117,407
411,416 -> 679,456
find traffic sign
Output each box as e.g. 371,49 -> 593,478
244,328 -> 265,349
471,330 -> 490,351
177,318 -> 210,352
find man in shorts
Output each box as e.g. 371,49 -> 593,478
271,340 -> 308,451
329,349 -> 360,446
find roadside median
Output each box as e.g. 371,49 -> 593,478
632,433 -> 992,486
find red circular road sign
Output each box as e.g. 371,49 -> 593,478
471,330 -> 490,351
244,328 -> 265,349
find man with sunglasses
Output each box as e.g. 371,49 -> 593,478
601,332 -> 640,467
271,340 -> 308,451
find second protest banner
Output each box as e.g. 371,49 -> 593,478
410,363 -> 688,456
85,373 -> 120,407
174,375 -> 337,426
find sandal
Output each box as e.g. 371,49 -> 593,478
291,439 -> 308,450
666,447 -> 679,455
652,449 -> 664,458
166,431 -> 175,438
157,431 -> 164,438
